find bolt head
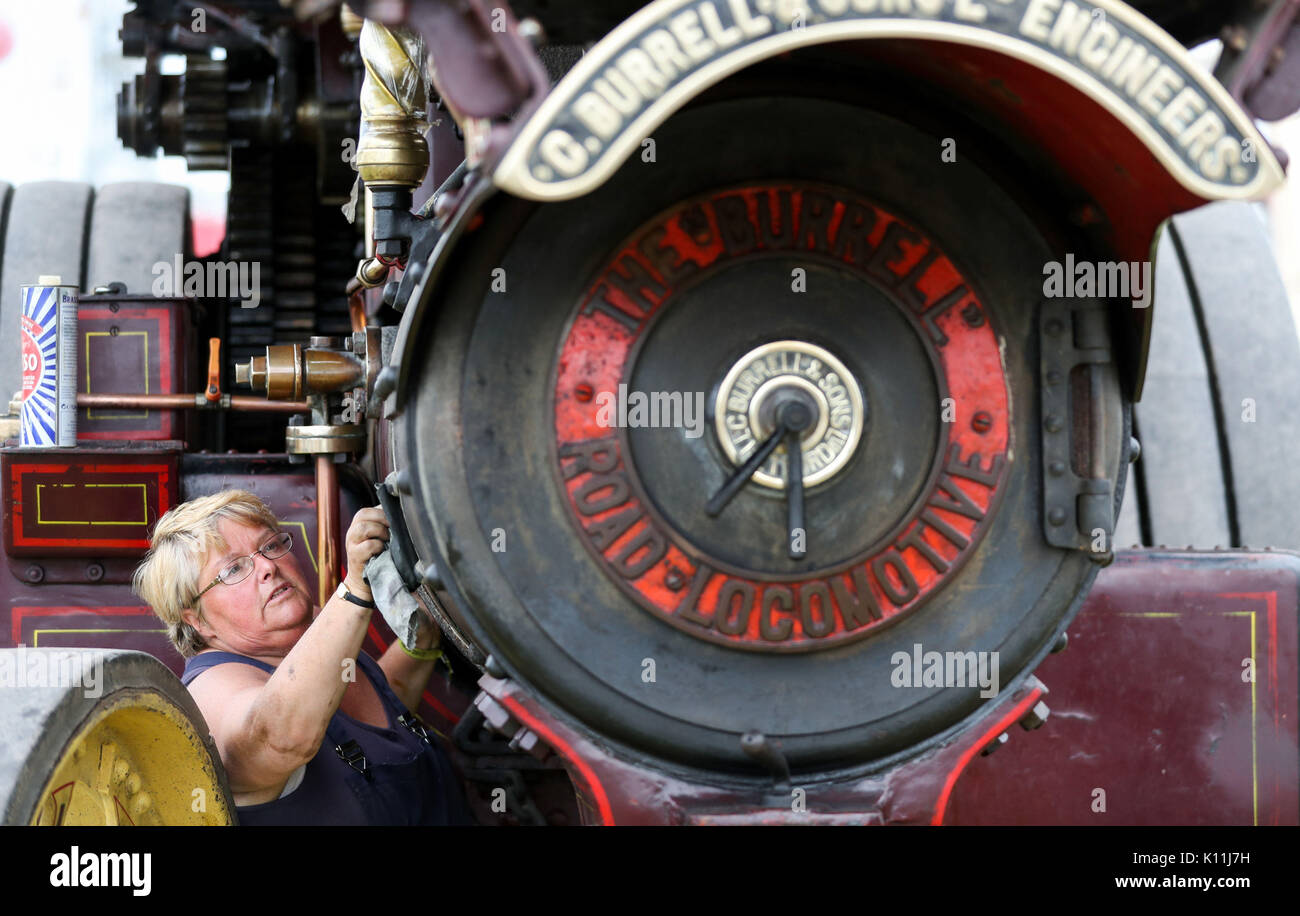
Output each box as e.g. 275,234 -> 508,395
1020,700 -> 1051,731
980,732 -> 1009,757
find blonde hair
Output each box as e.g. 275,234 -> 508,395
133,490 -> 281,658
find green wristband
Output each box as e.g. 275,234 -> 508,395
399,641 -> 443,662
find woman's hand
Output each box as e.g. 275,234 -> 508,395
343,506 -> 390,599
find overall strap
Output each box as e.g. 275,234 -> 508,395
354,650 -> 406,717
180,650 -> 276,686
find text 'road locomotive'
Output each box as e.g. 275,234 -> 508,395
1,0 -> 1297,825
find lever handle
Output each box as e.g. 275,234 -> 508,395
205,338 -> 222,402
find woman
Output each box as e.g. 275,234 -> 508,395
133,489 -> 470,825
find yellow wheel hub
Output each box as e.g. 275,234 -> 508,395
32,690 -> 233,826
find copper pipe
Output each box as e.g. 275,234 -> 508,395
228,396 -> 311,413
77,393 -> 310,413
348,287 -> 368,333
316,455 -> 341,606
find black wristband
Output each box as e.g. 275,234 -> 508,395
339,585 -> 376,609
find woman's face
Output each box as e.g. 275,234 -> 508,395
187,518 -> 316,658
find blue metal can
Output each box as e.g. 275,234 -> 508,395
19,275 -> 78,447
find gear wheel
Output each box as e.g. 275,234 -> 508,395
179,57 -> 229,171
226,147 -> 276,366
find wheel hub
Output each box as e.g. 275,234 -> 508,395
402,96 -> 1126,767
715,339 -> 865,490
551,181 -> 1014,651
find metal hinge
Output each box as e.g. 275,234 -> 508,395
1040,301 -> 1116,564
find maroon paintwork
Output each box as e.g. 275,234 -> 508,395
472,550 -> 1299,825
76,295 -> 195,442
478,670 -> 1048,825
2,445 -> 179,558
949,550 -> 1299,826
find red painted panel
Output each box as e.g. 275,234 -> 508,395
2,450 -> 178,556
947,550 -> 1299,825
77,303 -> 190,440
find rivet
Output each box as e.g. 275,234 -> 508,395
420,561 -> 443,591
1045,415 -> 1063,433
1049,461 -> 1066,476
1048,507 -> 1067,526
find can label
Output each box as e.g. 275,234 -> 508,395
19,284 -> 78,447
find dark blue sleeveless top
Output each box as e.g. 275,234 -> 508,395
182,649 -> 471,825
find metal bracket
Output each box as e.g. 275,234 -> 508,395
1214,0 -> 1300,125
1040,301 -> 1116,560
471,689 -> 550,761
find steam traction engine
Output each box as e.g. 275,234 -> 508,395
0,0 -> 1297,826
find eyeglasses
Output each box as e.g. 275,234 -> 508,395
193,530 -> 294,603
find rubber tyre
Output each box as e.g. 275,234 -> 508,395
1116,201 -> 1300,550
85,181 -> 191,295
0,648 -> 235,825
